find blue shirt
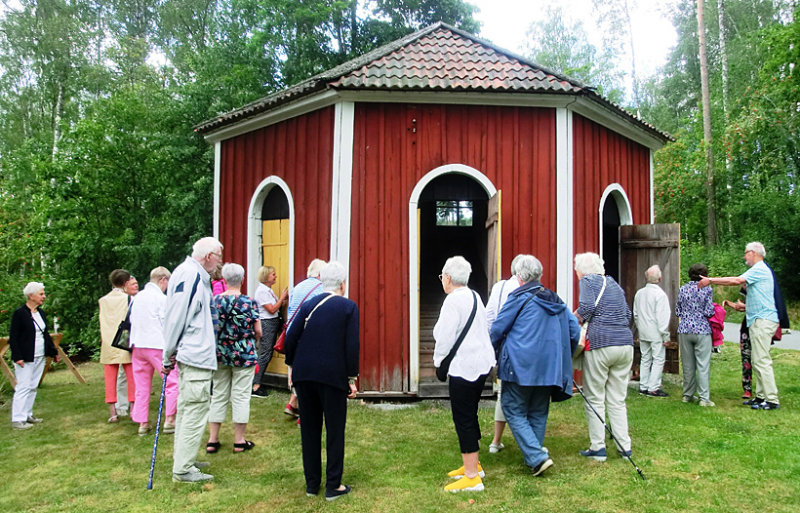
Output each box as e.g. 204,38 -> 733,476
741,261 -> 778,327
675,282 -> 714,335
287,277 -> 324,329
575,274 -> 633,350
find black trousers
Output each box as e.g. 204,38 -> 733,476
294,381 -> 348,492
449,373 -> 489,454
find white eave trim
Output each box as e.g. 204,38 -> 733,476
336,90 -> 577,108
571,97 -> 666,151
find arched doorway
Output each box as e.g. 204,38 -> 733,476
409,165 -> 498,396
599,184 -> 633,283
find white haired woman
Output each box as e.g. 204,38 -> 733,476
252,265 -> 288,398
574,252 -> 634,462
434,256 -> 496,493
206,263 -> 262,453
9,282 -> 59,429
285,261 -> 359,501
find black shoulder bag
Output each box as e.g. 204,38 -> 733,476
111,296 -> 134,352
494,287 -> 544,359
436,291 -> 478,382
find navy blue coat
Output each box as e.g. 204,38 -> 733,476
285,293 -> 360,391
490,282 -> 581,402
9,304 -> 57,363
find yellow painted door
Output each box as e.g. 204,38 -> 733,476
262,219 -> 289,376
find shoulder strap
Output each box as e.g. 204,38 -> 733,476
500,286 -> 545,340
287,282 -> 322,325
304,293 -> 336,328
445,291 -> 478,362
583,276 -> 607,324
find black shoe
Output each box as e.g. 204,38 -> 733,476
325,485 -> 351,502
647,389 -> 669,398
639,388 -> 647,395
531,458 -> 553,476
252,387 -> 269,398
306,486 -> 320,497
744,397 -> 765,406
755,401 -> 780,411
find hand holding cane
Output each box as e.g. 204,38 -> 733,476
147,371 -> 169,490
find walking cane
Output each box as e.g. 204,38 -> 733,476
147,373 -> 169,490
573,380 -> 647,481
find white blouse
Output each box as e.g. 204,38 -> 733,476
255,283 -> 279,320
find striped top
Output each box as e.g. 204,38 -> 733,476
576,274 -> 633,350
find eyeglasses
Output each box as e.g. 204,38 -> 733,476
438,274 -> 448,281
210,252 -> 223,260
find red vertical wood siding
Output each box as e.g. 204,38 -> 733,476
218,107 -> 334,293
350,103 -> 557,393
572,114 -> 651,300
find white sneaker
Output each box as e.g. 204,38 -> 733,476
173,469 -> 213,483
489,442 -> 504,453
699,400 -> 716,407
12,421 -> 33,430
26,415 -> 43,424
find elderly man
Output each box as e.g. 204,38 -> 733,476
163,237 -> 223,482
698,242 -> 780,410
130,266 -> 177,436
633,265 -> 672,398
490,255 -> 581,477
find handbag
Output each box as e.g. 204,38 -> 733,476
111,297 -> 134,352
274,283 -> 322,354
574,276 -> 607,359
435,291 -> 478,382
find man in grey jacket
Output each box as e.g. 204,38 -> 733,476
163,237 -> 223,483
633,265 -> 672,397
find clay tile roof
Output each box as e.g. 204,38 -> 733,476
195,22 -> 671,143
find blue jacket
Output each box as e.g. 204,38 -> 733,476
490,282 -> 581,402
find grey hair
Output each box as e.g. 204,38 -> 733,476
574,252 -> 605,276
645,265 -> 661,284
221,263 -> 245,287
516,255 -> 543,284
320,261 -> 347,291
307,258 -> 327,278
23,282 -> 44,299
150,266 -> 171,283
510,254 -> 525,276
745,241 -> 766,258
191,237 -> 223,259
442,256 -> 472,286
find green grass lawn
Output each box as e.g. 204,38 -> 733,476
2,348 -> 800,513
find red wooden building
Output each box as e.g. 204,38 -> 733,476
195,23 -> 672,397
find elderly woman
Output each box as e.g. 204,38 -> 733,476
675,263 -> 716,407
206,263 -> 262,453
490,255 -> 580,476
574,253 -> 633,462
252,265 -> 288,398
285,261 -> 359,501
9,282 -> 58,429
434,256 -> 496,493
99,269 -> 137,423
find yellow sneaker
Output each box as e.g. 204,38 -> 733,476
445,475 -> 484,493
447,462 -> 485,479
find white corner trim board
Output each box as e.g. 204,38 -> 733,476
213,141 -> 221,240
555,108 -> 575,309
408,164 -> 497,393
330,102 -> 355,296
247,176 -> 295,296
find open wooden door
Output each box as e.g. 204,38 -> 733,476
486,191 -> 501,292
619,224 -> 681,374
262,218 -> 289,376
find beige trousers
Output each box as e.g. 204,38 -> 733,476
209,365 -> 253,424
173,363 -> 214,475
582,345 -> 633,452
749,318 -> 780,404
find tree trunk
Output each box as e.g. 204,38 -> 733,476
622,0 -> 639,115
350,0 -> 358,55
717,0 -> 732,235
52,82 -> 64,161
697,0 -> 718,245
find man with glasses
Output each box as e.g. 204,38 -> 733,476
698,242 -> 781,410
163,237 -> 224,482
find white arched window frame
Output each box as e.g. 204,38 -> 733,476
407,164 -> 497,393
247,176 -> 296,295
598,183 -> 633,263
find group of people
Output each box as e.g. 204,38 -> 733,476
634,241 -> 787,411
7,237 -> 789,498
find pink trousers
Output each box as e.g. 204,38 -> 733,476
104,363 -> 135,404
131,347 -> 179,424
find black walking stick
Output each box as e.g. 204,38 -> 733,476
147,373 -> 169,490
573,380 -> 647,481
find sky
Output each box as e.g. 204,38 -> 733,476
469,0 -> 678,86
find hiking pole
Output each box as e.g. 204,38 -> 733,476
573,380 -> 647,481
147,373 -> 169,490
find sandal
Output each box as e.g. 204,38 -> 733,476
234,441 -> 255,453
108,415 -> 119,424
206,441 -> 221,454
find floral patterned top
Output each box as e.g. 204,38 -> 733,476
675,281 -> 715,335
213,294 -> 259,367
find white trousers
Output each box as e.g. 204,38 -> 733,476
116,366 -> 129,413
582,346 -> 633,452
12,356 -> 46,423
639,339 -> 666,392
